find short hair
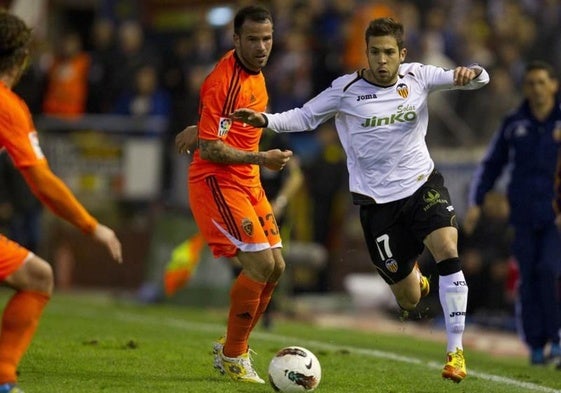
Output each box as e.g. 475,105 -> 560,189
524,60 -> 557,80
233,5 -> 273,36
0,9 -> 31,74
365,18 -> 404,49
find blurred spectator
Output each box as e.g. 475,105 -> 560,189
266,30 -> 313,112
459,65 -> 521,144
342,1 -> 395,72
303,122 -> 348,292
460,191 -> 513,327
42,31 -> 90,117
86,18 -> 117,113
309,1 -> 351,94
110,20 -> 161,102
113,64 -> 171,117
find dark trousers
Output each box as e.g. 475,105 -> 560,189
513,223 -> 561,349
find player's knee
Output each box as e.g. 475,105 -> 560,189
23,257 -> 54,294
241,255 -> 276,282
274,257 -> 286,277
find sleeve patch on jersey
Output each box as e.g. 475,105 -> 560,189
28,131 -> 45,159
217,117 -> 232,137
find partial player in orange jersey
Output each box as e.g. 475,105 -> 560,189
178,5 -> 292,384
0,10 -> 122,393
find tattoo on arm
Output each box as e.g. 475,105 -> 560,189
199,139 -> 265,165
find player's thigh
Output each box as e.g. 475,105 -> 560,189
359,202 -> 422,285
251,186 -> 282,249
189,177 -> 271,258
409,170 -> 459,255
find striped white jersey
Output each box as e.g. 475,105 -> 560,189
265,62 -> 490,203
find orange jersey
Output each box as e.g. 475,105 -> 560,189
188,50 -> 268,187
0,82 -> 46,168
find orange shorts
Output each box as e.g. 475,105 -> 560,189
0,234 -> 32,279
189,176 -> 282,258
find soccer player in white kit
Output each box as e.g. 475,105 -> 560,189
231,17 -> 490,383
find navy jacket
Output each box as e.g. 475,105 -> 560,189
469,99 -> 561,227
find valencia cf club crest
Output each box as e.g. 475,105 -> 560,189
241,218 -> 254,237
396,83 -> 409,98
385,258 -> 398,273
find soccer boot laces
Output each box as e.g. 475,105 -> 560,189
220,349 -> 265,383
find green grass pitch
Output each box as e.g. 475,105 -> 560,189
5,290 -> 560,392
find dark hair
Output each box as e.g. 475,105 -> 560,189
0,9 -> 31,74
524,60 -> 557,80
365,18 -> 404,49
233,5 -> 273,35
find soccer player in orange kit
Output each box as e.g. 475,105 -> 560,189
186,5 -> 292,384
0,10 -> 122,393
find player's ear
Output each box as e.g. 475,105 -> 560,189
400,47 -> 407,63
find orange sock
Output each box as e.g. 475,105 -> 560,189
249,281 -> 276,331
0,291 -> 50,383
223,273 -> 265,358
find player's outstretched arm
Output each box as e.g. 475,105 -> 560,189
199,139 -> 292,171
20,163 -> 123,263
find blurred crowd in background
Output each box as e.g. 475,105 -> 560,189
1,0 -> 560,330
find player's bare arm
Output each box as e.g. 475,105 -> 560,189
230,108 -> 267,128
199,139 -> 292,171
176,125 -> 198,155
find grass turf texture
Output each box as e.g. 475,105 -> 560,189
6,290 -> 560,393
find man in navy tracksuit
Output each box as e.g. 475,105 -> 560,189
465,61 -> 561,365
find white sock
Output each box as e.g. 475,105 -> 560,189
438,271 -> 468,352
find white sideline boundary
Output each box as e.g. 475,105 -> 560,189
49,306 -> 560,393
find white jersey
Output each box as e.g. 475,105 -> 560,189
265,62 -> 490,203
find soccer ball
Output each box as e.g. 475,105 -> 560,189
268,346 -> 321,392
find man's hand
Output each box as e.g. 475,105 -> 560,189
176,125 -> 198,155
453,66 -> 480,86
462,205 -> 481,236
262,149 -> 293,171
230,108 -> 267,127
92,223 -> 123,263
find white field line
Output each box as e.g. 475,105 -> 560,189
49,306 -> 561,393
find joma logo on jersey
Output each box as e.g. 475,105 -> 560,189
356,93 -> 377,101
361,111 -> 417,127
